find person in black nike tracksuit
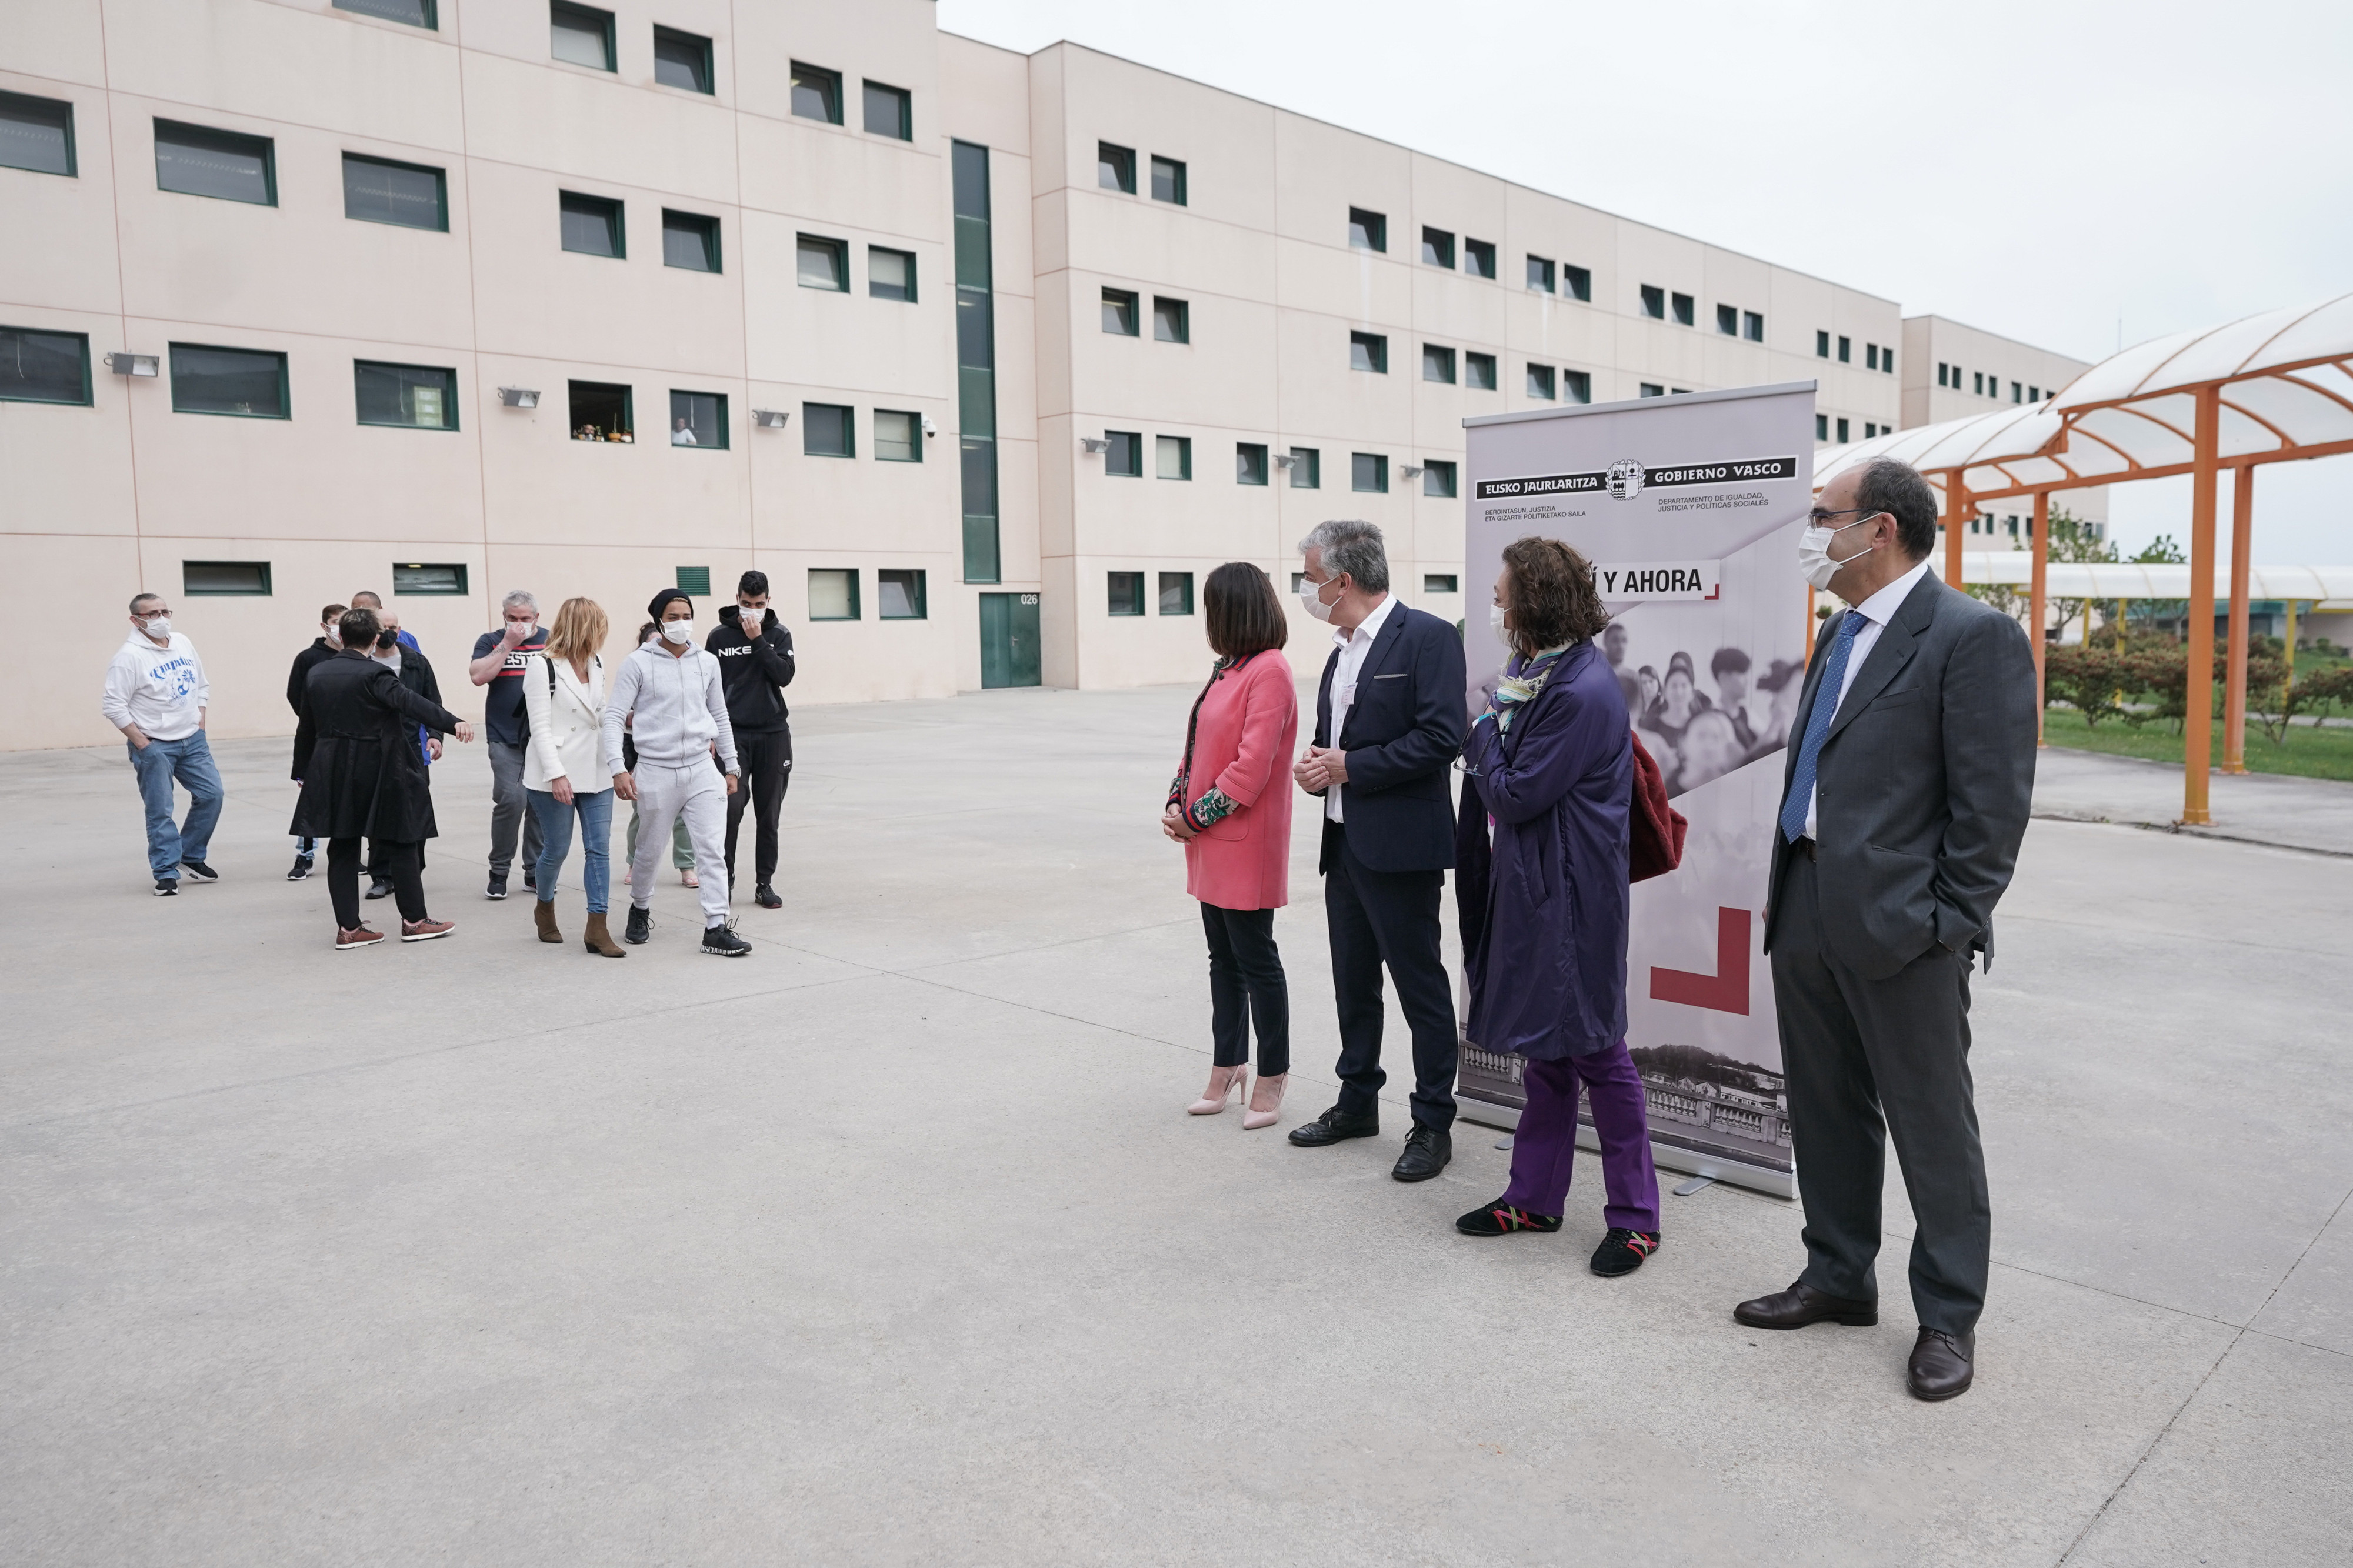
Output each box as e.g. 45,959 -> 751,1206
705,569 -> 796,908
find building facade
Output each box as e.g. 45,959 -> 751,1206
4,0 -> 1915,750
1900,313 -> 2109,545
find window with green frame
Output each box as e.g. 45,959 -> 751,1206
342,153 -> 446,231
652,25 -> 712,93
791,62 -> 842,124
154,120 -> 274,205
874,409 -> 921,462
877,569 -> 926,619
0,326 -> 91,405
662,209 -> 720,272
561,191 -> 624,258
1158,572 -> 1193,615
355,361 -> 458,429
0,90 -> 76,176
863,81 -> 912,140
182,561 -> 272,596
550,2 -> 614,71
669,390 -> 726,449
170,343 -> 288,418
393,562 -> 468,595
808,568 -> 858,620
335,0 -> 436,28
1107,571 -> 1144,616
803,402 -> 854,457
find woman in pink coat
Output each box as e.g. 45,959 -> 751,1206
1163,562 -> 1300,1129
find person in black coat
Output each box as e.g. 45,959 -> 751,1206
705,570 -> 797,908
292,607 -> 475,949
284,603 -> 346,882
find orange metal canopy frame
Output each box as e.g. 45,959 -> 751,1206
1813,292 -> 2353,825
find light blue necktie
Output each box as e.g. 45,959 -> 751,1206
1778,610 -> 1868,845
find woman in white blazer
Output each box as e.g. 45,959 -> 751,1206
524,597 -> 624,956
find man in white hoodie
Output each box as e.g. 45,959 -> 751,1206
101,592 -> 224,896
602,588 -> 751,956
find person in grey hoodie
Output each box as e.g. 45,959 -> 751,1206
602,588 -> 751,956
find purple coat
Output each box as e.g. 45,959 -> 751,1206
1463,639 -> 1632,1060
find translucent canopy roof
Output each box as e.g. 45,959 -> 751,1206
1816,292 -> 2353,501
1952,551 -> 2353,606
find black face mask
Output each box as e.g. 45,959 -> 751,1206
376,630 -> 399,652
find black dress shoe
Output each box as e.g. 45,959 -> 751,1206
1288,1105 -> 1379,1147
1392,1123 -> 1451,1182
1732,1279 -> 1879,1330
1908,1327 -> 1975,1401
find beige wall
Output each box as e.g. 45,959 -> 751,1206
1899,314 -> 2109,542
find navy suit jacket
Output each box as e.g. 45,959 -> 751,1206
1311,601 -> 1467,875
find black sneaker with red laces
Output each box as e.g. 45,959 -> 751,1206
1455,1199 -> 1563,1237
1589,1227 -> 1661,1276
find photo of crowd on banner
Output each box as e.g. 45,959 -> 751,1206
1598,613 -> 1806,798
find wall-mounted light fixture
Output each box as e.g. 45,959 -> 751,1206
1079,436 -> 1109,455
1400,463 -> 1427,479
105,353 -> 159,378
1272,453 -> 1297,470
751,408 -> 790,429
496,386 -> 541,408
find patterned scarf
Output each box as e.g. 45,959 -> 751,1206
1488,643 -> 1572,735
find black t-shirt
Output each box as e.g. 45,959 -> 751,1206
471,628 -> 549,745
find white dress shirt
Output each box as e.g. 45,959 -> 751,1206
1324,592 -> 1398,823
1804,556 -> 1932,839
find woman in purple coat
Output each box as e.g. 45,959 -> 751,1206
1457,537 -> 1662,1276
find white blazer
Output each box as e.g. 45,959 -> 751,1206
522,650 -> 609,791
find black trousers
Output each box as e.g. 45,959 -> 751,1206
331,836 -> 424,928
1201,902 -> 1289,1076
725,728 -> 792,889
1324,821 -> 1458,1130
1771,851 -> 1990,1337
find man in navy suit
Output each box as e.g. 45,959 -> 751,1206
1289,520 -> 1468,1181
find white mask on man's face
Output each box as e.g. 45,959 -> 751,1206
661,619 -> 695,646
738,605 -> 765,628
141,616 -> 173,638
1798,514 -> 1877,592
1298,575 -> 1339,624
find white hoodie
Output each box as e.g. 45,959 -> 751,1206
101,629 -> 209,741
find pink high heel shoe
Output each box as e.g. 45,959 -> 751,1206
1188,1063 -> 1248,1116
1242,1072 -> 1288,1130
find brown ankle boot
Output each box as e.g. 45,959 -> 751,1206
533,899 -> 562,944
582,911 -> 626,958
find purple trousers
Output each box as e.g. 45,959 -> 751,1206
1501,1040 -> 1662,1232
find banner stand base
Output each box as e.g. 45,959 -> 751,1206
1457,1095 -> 1795,1201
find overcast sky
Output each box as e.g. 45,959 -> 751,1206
936,0 -> 2353,564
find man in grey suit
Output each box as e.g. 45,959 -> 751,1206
1734,456 -> 2038,1402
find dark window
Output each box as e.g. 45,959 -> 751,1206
1815,413 -> 1828,441
1108,571 -> 1145,616
864,81 -> 912,140
154,120 -> 274,205
1156,435 -> 1191,481
355,361 -> 456,429
796,233 -> 847,290
1421,226 -> 1454,268
662,209 -> 720,271
1424,574 -> 1458,593
1288,447 -> 1319,489
1974,371 -> 1983,393
342,154 -> 445,230
1835,416 -> 1849,442
1465,351 -> 1496,391
1864,422 -> 1877,438
1422,344 -> 1455,384
2029,384 -> 2040,401
1672,388 -> 1691,396
182,560 -> 272,596
1671,292 -> 1694,326
1838,335 -> 1851,363
1150,155 -> 1185,205
1352,452 -> 1387,493
1526,363 -> 1555,400
394,562 -> 466,595
2013,380 -> 2023,402
550,2 -> 614,71
808,569 -> 858,620
1152,296 -> 1189,344
1640,285 -> 1665,319
1158,572 -> 1194,615
1937,363 -> 1949,387
1882,348 -> 1894,374
1463,238 -> 1495,279
869,246 -> 915,301
334,0 -> 436,25
1350,332 -> 1387,373
1744,311 -> 1764,342
1347,207 -> 1386,252
1101,288 -> 1139,336
669,389 -> 726,449
1717,303 -> 1738,336
1104,431 -> 1141,476
1422,459 -> 1457,498
1641,383 -> 1664,398
1866,343 -> 1879,370
1235,442 -> 1268,485
1563,369 -> 1590,403
1818,330 -> 1831,358
1527,255 -> 1554,293
652,26 -> 712,93
568,380 -> 632,441
1098,142 -> 1135,193
0,326 -> 91,405
1562,265 -> 1590,301
0,90 -> 76,176
559,191 -> 624,257
802,402 -> 854,457
791,62 -> 842,123
874,409 -> 920,462
170,344 -> 288,418
878,569 -> 927,619
671,565 -> 712,596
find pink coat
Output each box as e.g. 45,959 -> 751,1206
1172,650 -> 1299,910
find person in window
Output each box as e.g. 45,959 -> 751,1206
284,603 -> 345,882
292,606 -> 475,949
523,598 -> 624,957
1162,562 -> 1298,1129
101,592 -> 224,896
671,416 -> 698,447
468,590 -> 549,900
1456,538 -> 1660,1276
706,571 -> 797,910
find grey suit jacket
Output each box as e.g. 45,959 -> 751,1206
1762,568 -> 2038,982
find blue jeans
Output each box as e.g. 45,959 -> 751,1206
528,786 -> 614,913
128,732 -> 224,878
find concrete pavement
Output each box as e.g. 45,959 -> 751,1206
2033,743 -> 2353,856
3,683 -> 2347,1566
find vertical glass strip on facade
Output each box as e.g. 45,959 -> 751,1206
952,141 -> 999,583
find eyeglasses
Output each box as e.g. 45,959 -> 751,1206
1806,505 -> 1885,527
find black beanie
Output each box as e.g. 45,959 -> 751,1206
648,587 -> 692,622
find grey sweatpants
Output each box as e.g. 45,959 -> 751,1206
628,760 -> 729,926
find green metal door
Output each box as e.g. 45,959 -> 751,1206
979,592 -> 1041,689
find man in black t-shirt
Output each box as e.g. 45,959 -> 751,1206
468,590 -> 548,899
705,571 -> 796,908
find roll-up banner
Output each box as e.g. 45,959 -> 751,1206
1458,382 -> 1816,1199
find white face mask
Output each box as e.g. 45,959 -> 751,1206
141,616 -> 172,638
321,625 -> 339,646
661,618 -> 695,646
1298,575 -> 1339,624
1488,603 -> 1508,637
1798,514 -> 1877,592
738,605 -> 764,628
